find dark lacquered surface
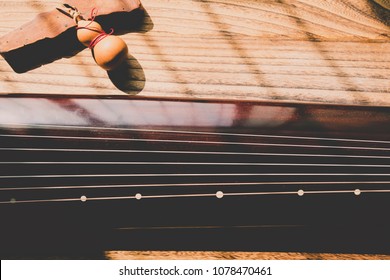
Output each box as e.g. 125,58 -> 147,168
1,96 -> 390,258
1,96 -> 390,133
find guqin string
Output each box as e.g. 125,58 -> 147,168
1,124 -> 390,205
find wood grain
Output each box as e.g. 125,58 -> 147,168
105,250 -> 390,260
0,0 -> 389,105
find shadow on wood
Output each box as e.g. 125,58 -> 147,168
368,0 -> 390,29
108,54 -> 146,95
106,7 -> 152,95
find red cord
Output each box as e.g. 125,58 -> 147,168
76,8 -> 115,49
88,28 -> 114,49
88,7 -> 98,21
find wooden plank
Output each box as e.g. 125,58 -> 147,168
0,0 -> 389,105
106,250 -> 390,260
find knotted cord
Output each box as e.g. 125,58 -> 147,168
75,8 -> 114,49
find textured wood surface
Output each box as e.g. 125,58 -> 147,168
106,250 -> 390,260
0,0 -> 389,105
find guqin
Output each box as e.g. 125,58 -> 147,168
1,95 -> 390,257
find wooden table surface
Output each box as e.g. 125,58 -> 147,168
105,250 -> 390,260
0,0 -> 389,106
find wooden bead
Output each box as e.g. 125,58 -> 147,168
92,35 -> 128,71
76,20 -> 103,47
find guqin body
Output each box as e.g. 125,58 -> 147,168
1,95 -> 390,257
